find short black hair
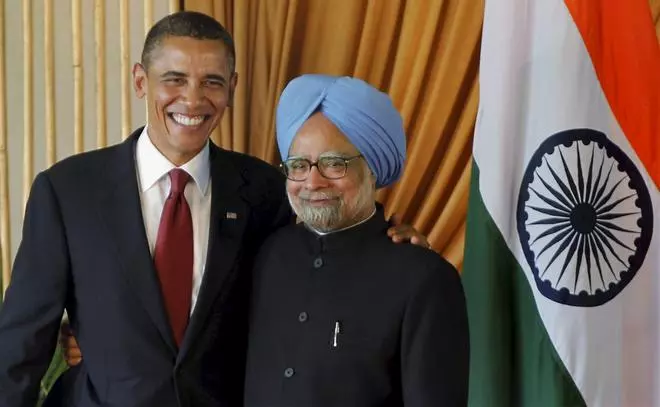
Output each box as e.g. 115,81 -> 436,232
141,11 -> 236,72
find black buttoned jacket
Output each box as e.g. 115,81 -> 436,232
244,207 -> 469,407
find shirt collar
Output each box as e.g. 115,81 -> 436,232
306,207 -> 377,236
136,126 -> 211,195
298,204 -> 388,254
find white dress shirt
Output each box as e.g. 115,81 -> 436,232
135,127 -> 212,313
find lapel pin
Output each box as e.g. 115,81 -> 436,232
226,212 -> 238,219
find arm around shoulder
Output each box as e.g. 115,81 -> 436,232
0,172 -> 71,407
400,258 -> 469,407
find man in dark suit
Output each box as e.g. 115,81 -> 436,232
0,11 -> 291,407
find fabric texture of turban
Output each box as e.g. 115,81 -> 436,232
276,74 -> 406,188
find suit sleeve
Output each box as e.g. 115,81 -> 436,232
269,189 -> 294,232
0,172 -> 71,407
265,168 -> 294,233
400,259 -> 470,407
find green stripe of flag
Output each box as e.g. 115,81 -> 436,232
463,162 -> 586,407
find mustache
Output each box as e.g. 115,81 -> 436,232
297,191 -> 340,200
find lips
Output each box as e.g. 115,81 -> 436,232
298,192 -> 339,201
167,112 -> 210,127
299,193 -> 341,207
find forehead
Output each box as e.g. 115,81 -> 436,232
149,36 -> 231,73
289,113 -> 360,157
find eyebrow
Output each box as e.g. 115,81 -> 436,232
160,71 -> 187,78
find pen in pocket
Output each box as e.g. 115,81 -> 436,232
332,321 -> 341,348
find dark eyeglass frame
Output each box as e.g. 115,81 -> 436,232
280,154 -> 363,181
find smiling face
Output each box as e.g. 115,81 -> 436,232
286,113 -> 377,232
133,35 -> 237,165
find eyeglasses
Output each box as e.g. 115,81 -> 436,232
280,155 -> 363,181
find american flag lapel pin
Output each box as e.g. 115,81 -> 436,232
226,211 -> 238,219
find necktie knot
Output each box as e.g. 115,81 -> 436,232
169,169 -> 190,196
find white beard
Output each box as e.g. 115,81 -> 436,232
288,176 -> 376,233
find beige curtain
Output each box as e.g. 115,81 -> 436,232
185,0 -> 483,269
185,0 -> 660,270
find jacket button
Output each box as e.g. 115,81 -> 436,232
298,312 -> 308,322
313,257 -> 323,268
284,367 -> 295,378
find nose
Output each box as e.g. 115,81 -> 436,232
303,165 -> 329,190
182,82 -> 205,106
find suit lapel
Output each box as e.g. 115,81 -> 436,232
178,145 -> 249,359
98,128 -> 177,356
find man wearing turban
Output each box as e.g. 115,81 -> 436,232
244,74 -> 469,406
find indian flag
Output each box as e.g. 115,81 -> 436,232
462,0 -> 659,406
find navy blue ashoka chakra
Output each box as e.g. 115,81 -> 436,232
517,129 -> 653,307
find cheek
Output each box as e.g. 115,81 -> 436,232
286,182 -> 302,199
152,88 -> 178,110
207,90 -> 230,110
336,179 -> 360,202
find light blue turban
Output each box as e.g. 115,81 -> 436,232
276,74 -> 406,188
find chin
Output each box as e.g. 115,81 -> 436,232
171,125 -> 210,140
169,133 -> 204,149
299,205 -> 344,232
174,126 -> 214,147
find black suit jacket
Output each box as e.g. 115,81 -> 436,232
0,128 -> 292,407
